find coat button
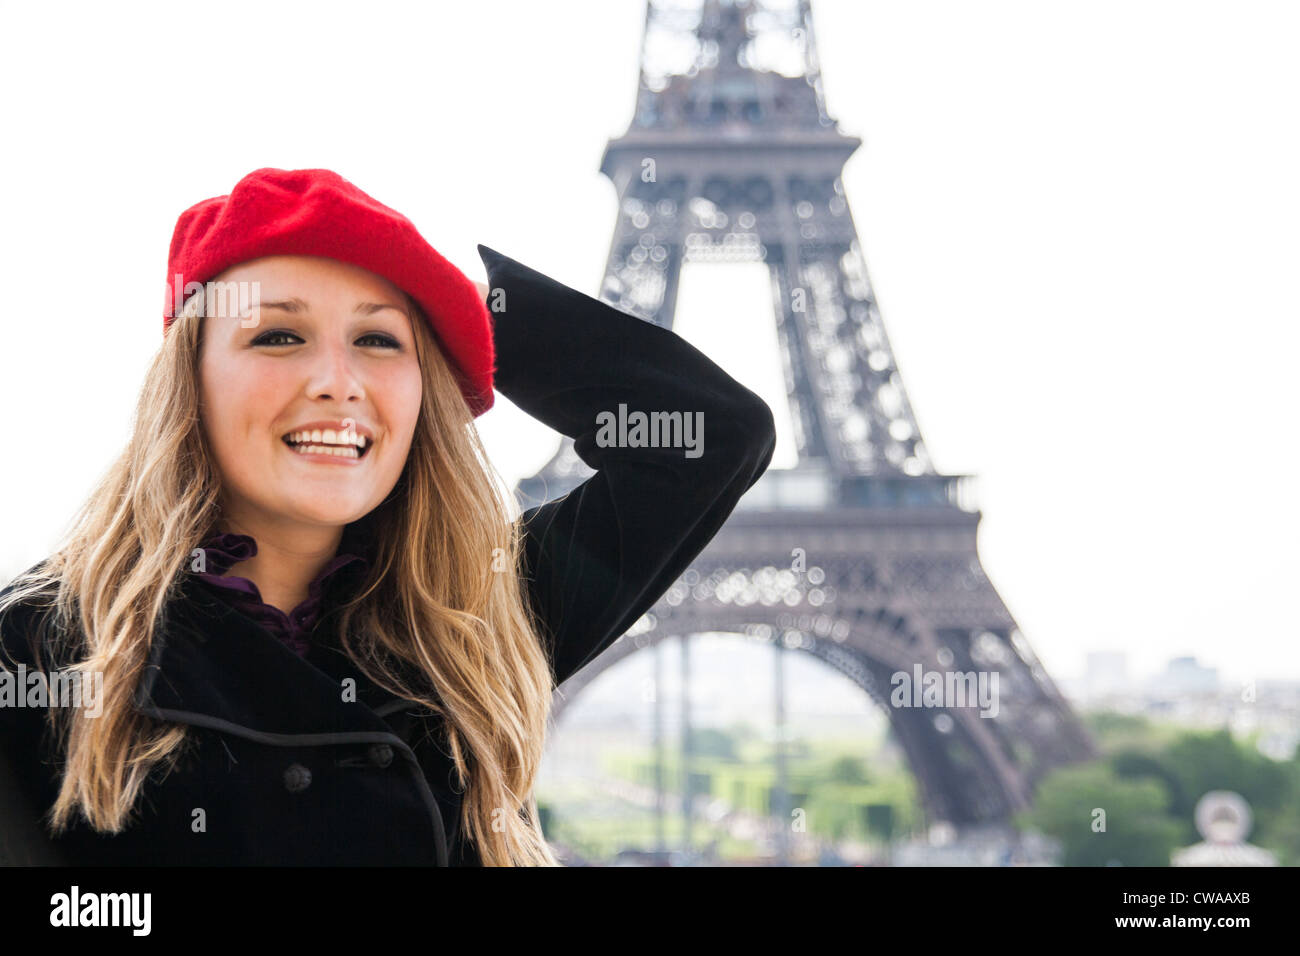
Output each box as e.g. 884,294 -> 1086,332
283,763 -> 312,793
367,743 -> 394,768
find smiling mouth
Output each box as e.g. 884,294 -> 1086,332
281,433 -> 372,460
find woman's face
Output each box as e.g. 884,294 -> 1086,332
197,254 -> 423,533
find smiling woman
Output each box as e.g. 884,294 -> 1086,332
0,167 -> 776,868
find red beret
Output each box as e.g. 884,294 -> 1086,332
163,167 -> 494,417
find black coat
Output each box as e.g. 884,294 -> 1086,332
0,244 -> 777,866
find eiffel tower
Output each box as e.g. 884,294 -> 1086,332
519,0 -> 1096,832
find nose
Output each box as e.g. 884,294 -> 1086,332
306,339 -> 366,403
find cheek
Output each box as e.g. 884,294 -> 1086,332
378,367 -> 425,447
198,353 -> 290,460
398,373 -> 424,431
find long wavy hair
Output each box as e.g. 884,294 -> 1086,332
0,281 -> 560,866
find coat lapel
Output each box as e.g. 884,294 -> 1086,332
132,572 -> 425,736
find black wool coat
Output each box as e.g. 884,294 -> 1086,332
0,244 -> 777,866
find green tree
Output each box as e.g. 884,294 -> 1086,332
1162,729 -> 1290,821
1019,763 -> 1182,866
827,755 -> 870,785
1111,748 -> 1189,838
689,727 -> 738,760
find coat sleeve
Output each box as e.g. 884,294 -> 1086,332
0,571 -> 73,864
478,245 -> 776,688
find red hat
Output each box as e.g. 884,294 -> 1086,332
164,167 -> 494,416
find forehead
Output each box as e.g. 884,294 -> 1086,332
213,255 -> 407,302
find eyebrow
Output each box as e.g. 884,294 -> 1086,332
256,296 -> 406,316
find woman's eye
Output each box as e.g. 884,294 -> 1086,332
357,333 -> 401,348
251,330 -> 301,346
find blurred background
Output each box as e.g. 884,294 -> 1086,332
1,0 -> 1297,865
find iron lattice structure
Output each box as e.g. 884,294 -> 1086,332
518,0 -> 1095,828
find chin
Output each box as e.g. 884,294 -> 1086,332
265,496 -> 373,528
295,504 -> 373,527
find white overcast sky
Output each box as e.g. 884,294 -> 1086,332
1,0 -> 1296,685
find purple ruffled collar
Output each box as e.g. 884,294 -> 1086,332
191,529 -> 369,657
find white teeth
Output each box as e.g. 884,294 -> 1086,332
291,443 -> 360,459
283,429 -> 368,449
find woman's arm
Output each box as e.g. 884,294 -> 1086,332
477,244 -> 776,687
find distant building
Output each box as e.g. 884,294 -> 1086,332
1148,656 -> 1219,697
1171,791 -> 1277,866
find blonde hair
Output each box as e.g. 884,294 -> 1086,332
0,283 -> 559,866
